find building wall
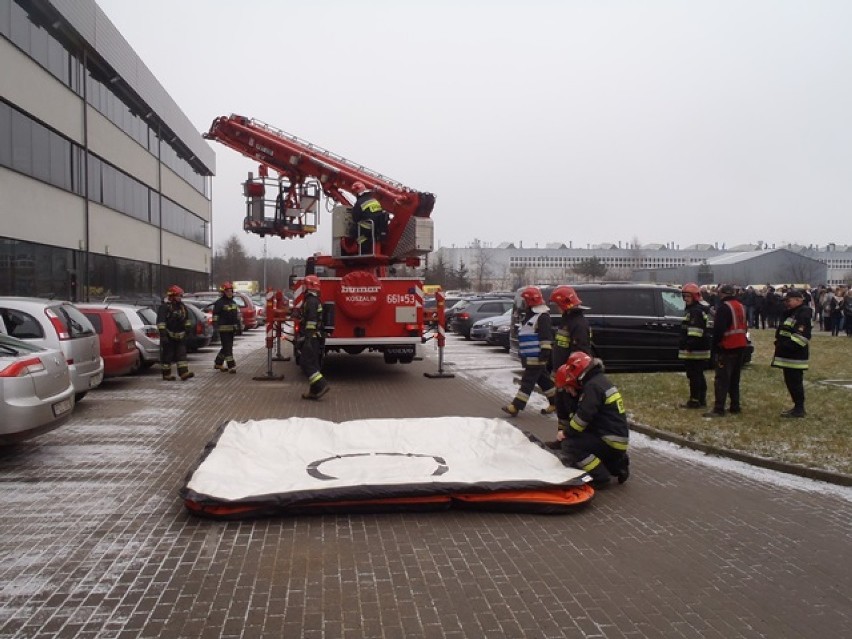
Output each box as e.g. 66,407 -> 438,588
0,0 -> 215,299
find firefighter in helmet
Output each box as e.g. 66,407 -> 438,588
503,286 -> 556,416
350,181 -> 388,255
546,285 -> 592,415
213,281 -> 240,373
298,275 -> 330,400
771,288 -> 812,418
553,352 -> 630,487
156,285 -> 195,381
678,282 -> 712,408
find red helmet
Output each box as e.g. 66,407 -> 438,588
304,275 -> 321,292
555,352 -> 594,390
166,285 -> 184,298
520,286 -> 544,307
351,181 -> 367,194
220,281 -> 234,292
550,285 -> 582,311
681,282 -> 701,299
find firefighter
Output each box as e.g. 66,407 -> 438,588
156,285 -> 195,381
546,285 -> 592,415
502,286 -> 556,416
705,284 -> 748,417
771,289 -> 812,418
678,282 -> 712,408
212,281 -> 240,374
553,352 -> 630,487
350,181 -> 388,254
298,275 -> 330,400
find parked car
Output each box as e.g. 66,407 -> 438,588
0,333 -> 75,445
0,297 -> 103,401
184,302 -> 214,352
424,295 -> 463,327
509,283 -> 752,371
470,309 -> 512,342
450,297 -> 515,339
76,306 -> 140,378
186,291 -> 258,331
93,302 -> 161,369
486,311 -> 513,352
184,298 -> 244,344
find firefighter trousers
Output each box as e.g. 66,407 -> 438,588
512,364 -> 556,411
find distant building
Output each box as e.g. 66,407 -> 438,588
1,0 -> 215,300
631,249 -> 828,287
431,242 -> 846,290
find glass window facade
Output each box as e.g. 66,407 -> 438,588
0,238 -> 208,302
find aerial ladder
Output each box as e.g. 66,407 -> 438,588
203,115 -> 440,365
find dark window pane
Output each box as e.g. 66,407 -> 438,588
0,0 -> 11,37
31,122 -> 50,181
49,132 -> 70,190
10,109 -> 32,173
9,0 -> 30,50
0,101 -> 11,167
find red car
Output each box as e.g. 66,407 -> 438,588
77,306 -> 139,377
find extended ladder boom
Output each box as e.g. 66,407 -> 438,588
204,115 -> 435,268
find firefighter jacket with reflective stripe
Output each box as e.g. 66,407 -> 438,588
772,304 -> 812,370
552,309 -> 592,370
299,293 -> 323,338
518,310 -> 553,366
714,298 -> 748,351
156,302 -> 192,339
679,300 -> 712,360
559,367 -> 629,451
213,296 -> 240,333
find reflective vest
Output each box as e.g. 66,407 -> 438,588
518,313 -> 543,359
719,300 -> 748,350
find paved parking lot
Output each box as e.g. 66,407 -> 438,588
1,330 -> 850,638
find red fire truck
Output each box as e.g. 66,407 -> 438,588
203,115 -> 436,363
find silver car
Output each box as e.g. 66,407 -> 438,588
0,298 -> 104,401
0,333 -> 75,444
80,302 -> 161,370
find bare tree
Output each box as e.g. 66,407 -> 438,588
470,239 -> 493,292
212,234 -> 250,284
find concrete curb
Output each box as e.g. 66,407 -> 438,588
629,420 -> 852,487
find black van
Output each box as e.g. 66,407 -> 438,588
510,283 -> 688,371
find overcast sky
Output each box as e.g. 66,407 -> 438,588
96,0 -> 852,259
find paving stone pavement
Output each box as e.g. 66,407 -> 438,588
1,330 -> 850,639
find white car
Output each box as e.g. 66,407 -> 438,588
0,332 -> 75,444
0,298 -> 104,401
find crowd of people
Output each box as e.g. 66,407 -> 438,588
699,283 -> 852,336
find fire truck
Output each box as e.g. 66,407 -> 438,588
203,115 -> 436,364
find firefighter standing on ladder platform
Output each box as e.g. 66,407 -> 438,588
350,181 -> 388,254
298,275 -> 330,400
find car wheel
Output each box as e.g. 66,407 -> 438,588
75,391 -> 87,402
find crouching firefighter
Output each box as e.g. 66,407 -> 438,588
553,352 -> 630,487
502,286 -> 556,416
298,275 -> 330,400
156,285 -> 195,381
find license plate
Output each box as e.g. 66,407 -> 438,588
384,345 -> 415,357
52,397 -> 72,416
90,372 -> 103,388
